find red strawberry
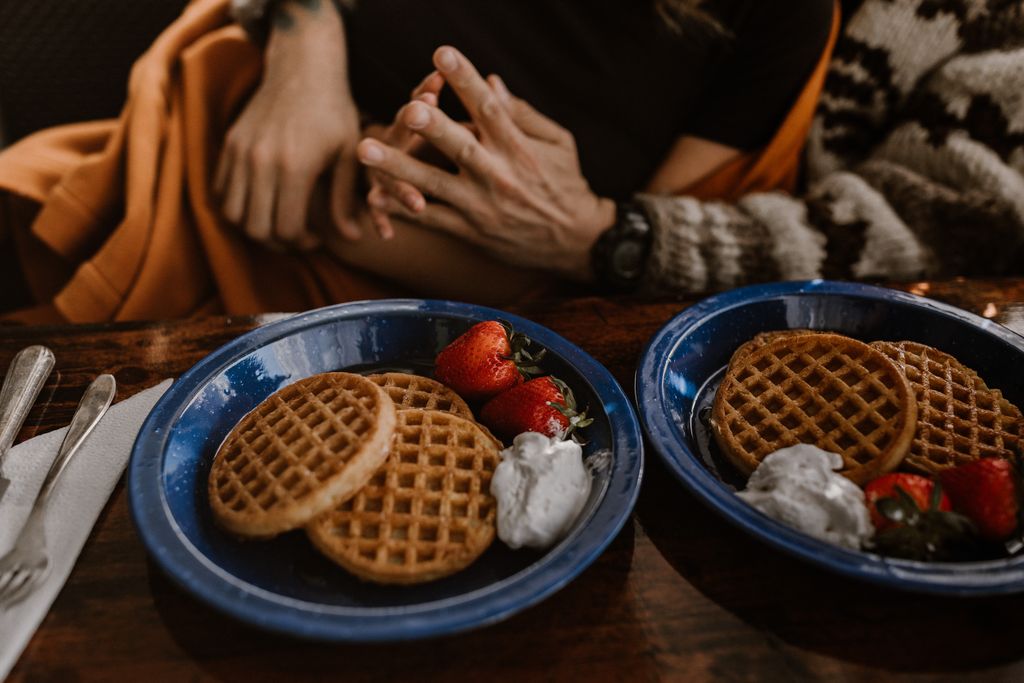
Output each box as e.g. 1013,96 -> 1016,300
864,474 -> 976,561
480,376 -> 591,441
939,458 -> 1020,541
864,473 -> 951,531
434,321 -> 543,402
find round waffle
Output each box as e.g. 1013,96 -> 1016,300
729,329 -> 821,367
873,340 -> 1023,473
713,333 -> 917,485
208,372 -> 397,538
366,372 -> 474,419
307,409 -> 501,585
365,372 -> 504,448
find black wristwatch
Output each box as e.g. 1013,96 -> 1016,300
590,200 -> 654,291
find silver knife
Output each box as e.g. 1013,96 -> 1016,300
0,346 -> 56,503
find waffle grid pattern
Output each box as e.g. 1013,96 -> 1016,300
210,373 -> 393,535
714,334 -> 915,483
367,373 -> 474,419
729,329 -> 818,367
308,410 -> 500,584
874,341 -> 1023,472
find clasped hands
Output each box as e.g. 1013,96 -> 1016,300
216,34 -> 614,281
356,46 -> 616,281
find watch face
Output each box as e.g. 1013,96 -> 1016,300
592,201 -> 652,290
611,241 -> 645,280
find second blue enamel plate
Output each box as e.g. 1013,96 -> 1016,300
637,280 -> 1024,595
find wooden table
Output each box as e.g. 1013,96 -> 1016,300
7,278 -> 1024,682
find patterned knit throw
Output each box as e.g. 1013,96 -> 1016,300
639,0 -> 1024,294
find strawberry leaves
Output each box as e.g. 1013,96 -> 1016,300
503,322 -> 546,379
549,377 -> 592,442
869,482 -> 977,561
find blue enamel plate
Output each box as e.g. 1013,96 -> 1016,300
637,280 -> 1024,595
129,300 -> 642,640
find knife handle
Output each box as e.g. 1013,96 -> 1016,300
35,374 -> 116,508
0,346 -> 56,457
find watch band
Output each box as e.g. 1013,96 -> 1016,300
590,200 -> 654,291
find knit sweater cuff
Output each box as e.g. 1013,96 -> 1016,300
635,192 -> 826,295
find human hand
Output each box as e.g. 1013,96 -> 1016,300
356,46 -> 616,281
215,1 -> 361,248
362,71 -> 445,240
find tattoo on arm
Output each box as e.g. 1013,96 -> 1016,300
272,0 -> 325,31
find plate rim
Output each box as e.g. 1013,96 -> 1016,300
636,279 -> 1024,596
129,298 -> 644,640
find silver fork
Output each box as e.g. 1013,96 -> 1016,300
0,374 -> 116,610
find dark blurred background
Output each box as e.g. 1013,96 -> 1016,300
0,0 -> 864,144
0,0 -> 189,142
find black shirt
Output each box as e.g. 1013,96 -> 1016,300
345,1 -> 834,200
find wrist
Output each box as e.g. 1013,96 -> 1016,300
590,197 -> 618,238
573,197 -> 616,282
265,1 -> 346,72
232,0 -> 345,47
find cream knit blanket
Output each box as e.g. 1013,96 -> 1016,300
639,0 -> 1024,293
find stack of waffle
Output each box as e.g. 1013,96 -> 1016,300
207,372 -> 501,584
712,332 -> 1023,482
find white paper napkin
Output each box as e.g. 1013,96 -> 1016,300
0,379 -> 172,681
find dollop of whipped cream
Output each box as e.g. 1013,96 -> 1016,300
491,432 -> 591,549
737,444 -> 873,550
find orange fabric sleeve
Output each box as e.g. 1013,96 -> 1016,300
0,0 -> 393,324
674,0 -> 840,202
